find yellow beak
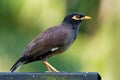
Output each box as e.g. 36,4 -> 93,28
81,16 -> 92,20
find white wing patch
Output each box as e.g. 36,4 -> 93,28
51,47 -> 59,52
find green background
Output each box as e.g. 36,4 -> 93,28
0,0 -> 120,80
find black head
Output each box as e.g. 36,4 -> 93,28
63,13 -> 91,26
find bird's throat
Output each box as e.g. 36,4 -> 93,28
62,22 -> 80,30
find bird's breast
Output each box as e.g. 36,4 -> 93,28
61,29 -> 78,51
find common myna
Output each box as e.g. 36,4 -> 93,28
10,13 -> 91,72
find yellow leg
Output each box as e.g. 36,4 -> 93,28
42,60 -> 59,72
42,61 -> 52,72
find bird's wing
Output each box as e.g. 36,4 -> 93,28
22,26 -> 70,57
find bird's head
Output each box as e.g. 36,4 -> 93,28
63,13 -> 91,26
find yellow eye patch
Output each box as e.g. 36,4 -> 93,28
72,15 -> 91,21
72,15 -> 80,20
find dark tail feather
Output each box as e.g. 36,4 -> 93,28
10,58 -> 24,72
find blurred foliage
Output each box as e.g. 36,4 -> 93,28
0,0 -> 120,80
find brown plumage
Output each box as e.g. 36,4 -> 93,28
10,13 -> 91,72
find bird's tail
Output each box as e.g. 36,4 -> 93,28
10,58 -> 24,72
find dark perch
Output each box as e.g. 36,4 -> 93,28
0,72 -> 101,80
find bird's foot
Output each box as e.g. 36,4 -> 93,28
52,70 -> 60,72
45,71 -> 52,72
45,70 -> 60,72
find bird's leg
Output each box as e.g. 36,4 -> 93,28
42,60 -> 52,72
42,60 -> 59,72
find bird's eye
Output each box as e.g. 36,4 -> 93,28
72,15 -> 81,20
77,15 -> 81,18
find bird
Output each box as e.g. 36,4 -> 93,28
10,13 -> 91,72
